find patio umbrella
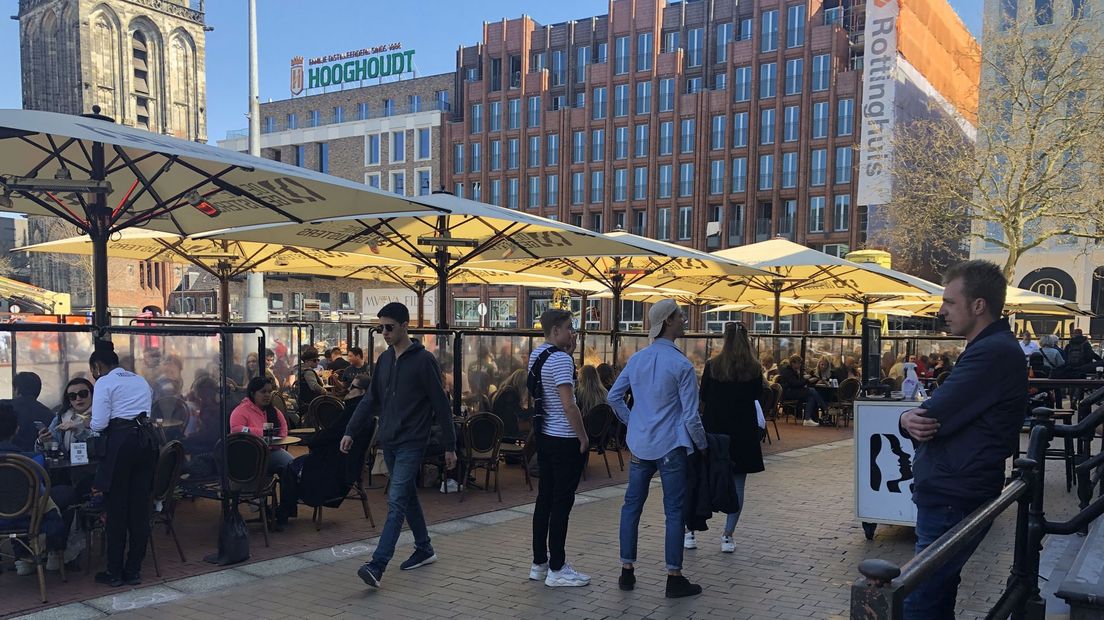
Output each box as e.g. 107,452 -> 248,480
13,229 -> 412,322
871,286 -> 1093,318
711,238 -> 932,332
0,109 -> 444,324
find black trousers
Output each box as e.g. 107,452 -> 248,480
532,435 -> 585,571
104,431 -> 156,577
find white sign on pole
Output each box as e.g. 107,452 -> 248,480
856,0 -> 899,207
361,288 -> 437,323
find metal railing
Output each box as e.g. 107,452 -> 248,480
851,387 -> 1104,619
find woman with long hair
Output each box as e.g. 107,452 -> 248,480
575,364 -> 608,417
596,363 -> 617,390
696,322 -> 765,554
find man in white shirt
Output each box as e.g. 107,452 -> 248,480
1019,331 -> 1040,358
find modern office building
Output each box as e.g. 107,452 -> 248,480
444,0 -> 978,330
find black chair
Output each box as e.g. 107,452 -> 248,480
459,412 -> 504,502
583,404 -> 616,479
491,387 -> 524,443
312,446 -> 377,532
151,396 -> 189,442
309,395 -> 346,432
224,433 -> 277,547
835,378 -> 861,427
149,441 -> 187,577
759,385 -> 780,443
0,454 -> 57,602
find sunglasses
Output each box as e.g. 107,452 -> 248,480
66,389 -> 90,401
375,323 -> 402,333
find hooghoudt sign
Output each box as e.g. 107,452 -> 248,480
856,0 -> 899,207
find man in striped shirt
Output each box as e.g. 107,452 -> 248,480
528,308 -> 590,587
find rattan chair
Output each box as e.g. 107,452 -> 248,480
148,441 -> 186,577
459,412 -> 504,502
224,433 -> 277,547
0,454 -> 57,602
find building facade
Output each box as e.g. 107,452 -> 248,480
15,0 -> 209,315
443,0 -> 978,330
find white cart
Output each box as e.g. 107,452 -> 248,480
854,398 -> 923,539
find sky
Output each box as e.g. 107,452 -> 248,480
0,0 -> 984,145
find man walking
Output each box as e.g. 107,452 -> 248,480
340,302 -> 456,589
608,299 -> 708,598
899,260 -> 1028,619
528,308 -> 590,587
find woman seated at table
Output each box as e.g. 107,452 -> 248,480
230,377 -> 292,474
576,364 -> 608,418
43,378 -> 93,451
812,356 -> 834,384
778,355 -> 831,427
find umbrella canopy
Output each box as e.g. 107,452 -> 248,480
711,239 -> 933,330
0,109 -> 444,323
708,298 -> 923,318
14,229 -> 412,321
872,286 -> 1093,318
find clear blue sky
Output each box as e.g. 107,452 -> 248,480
0,0 -> 984,144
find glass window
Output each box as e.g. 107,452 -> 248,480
785,58 -> 803,95
686,77 -> 703,94
547,133 -> 559,165
659,121 -> 674,155
680,118 -> 696,153
489,101 -> 502,131
490,139 -> 501,170
591,129 -> 605,162
384,98 -> 395,116
593,87 -> 608,120
687,27 -> 704,67
596,42 -> 608,63
633,166 -> 648,200
633,209 -> 647,235
591,170 -> 604,203
287,113 -> 299,129
471,181 -> 481,201
507,138 -> 519,169
760,62 -> 777,99
367,134 -> 380,165
679,162 -> 694,197
489,179 -> 502,205
678,206 -> 693,240
470,142 -> 482,172
391,130 -> 405,163
576,46 -> 590,83
810,148 -> 827,186
733,112 -> 749,147
590,212 -> 604,233
731,156 -> 748,192
659,78 -> 676,111
634,124 -> 649,157
547,174 -> 559,206
716,23 -> 734,64
739,17 -> 753,41
572,130 -> 585,163
357,102 -> 369,120
409,94 -> 422,113
835,146 -> 853,183
663,30 -> 680,53
489,57 -> 502,92
1036,0 -> 1053,24
786,4 -> 806,48
453,143 -> 464,174
657,207 -> 671,240
508,98 -> 521,129
999,0 -> 1018,29
710,115 -> 726,150
551,50 -> 567,86
809,196 -> 825,233
572,172 -> 585,204
837,98 -> 854,136
658,164 -> 673,198
417,128 -> 431,159
715,73 -> 728,90
761,10 -> 779,52
834,194 -> 851,231
781,151 -> 798,188
454,182 -> 463,198
528,135 -> 541,168
366,173 -> 380,188
489,298 -> 518,328
391,171 -> 406,195
294,145 -> 304,167
758,154 -> 774,190
783,105 -> 800,142
615,126 -> 629,160
779,199 -> 796,238
615,36 -> 631,74
333,106 -> 344,123
318,142 -> 329,173
734,66 -> 752,102
507,177 -> 519,208
309,110 -> 321,127
417,169 -> 431,196
436,89 -> 450,111
760,108 -> 776,145
710,159 -> 725,195
636,81 -> 652,114
812,101 -> 829,138
614,84 -> 630,117
614,168 -> 628,202
637,32 -> 654,72
470,103 -> 483,133
453,298 -> 480,327
812,54 -> 831,91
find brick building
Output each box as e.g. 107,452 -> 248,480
15,0 -> 209,315
443,0 -> 978,331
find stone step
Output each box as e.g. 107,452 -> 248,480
1057,520 -> 1104,619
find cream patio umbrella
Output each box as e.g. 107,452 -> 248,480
711,238 -> 933,332
0,109 -> 445,324
14,229 -> 414,322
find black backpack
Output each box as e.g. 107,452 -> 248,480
527,345 -> 561,445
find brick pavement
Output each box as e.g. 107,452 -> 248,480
11,437 -> 1082,620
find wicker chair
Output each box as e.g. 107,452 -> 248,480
149,441 -> 187,577
459,412 -> 505,502
224,433 -> 277,547
0,455 -> 57,602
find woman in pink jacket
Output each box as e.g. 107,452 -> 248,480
230,377 -> 292,473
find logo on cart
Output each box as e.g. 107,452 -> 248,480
869,433 -> 913,494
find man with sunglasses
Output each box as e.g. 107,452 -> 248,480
340,302 -> 456,589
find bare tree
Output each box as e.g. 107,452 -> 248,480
874,15 -> 1104,282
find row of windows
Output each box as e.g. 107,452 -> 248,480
467,55 -> 836,133
365,128 -> 433,165
471,5 -> 812,89
453,102 -> 853,174
269,91 -> 450,132
364,169 -> 434,197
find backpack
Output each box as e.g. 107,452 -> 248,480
526,345 -> 561,446
1067,341 -> 1089,369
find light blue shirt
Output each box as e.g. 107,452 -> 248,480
607,339 -> 708,461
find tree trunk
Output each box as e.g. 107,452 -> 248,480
1002,249 -> 1019,284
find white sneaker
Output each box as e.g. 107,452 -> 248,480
683,531 -> 697,549
529,562 -> 548,580
545,562 -> 590,587
15,559 -> 35,576
803,419 -> 821,427
720,535 -> 736,553
45,552 -> 60,571
439,479 -> 461,493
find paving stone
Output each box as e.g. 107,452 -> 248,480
10,603 -> 105,620
166,569 -> 256,595
236,555 -> 319,577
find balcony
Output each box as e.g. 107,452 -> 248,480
755,218 -> 772,241
225,100 -> 451,139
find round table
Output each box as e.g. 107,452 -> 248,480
269,436 -> 301,447
288,427 -> 315,436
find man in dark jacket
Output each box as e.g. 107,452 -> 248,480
777,356 -> 830,426
340,302 -> 456,589
11,372 -> 54,451
899,260 -> 1028,619
1064,329 -> 1102,373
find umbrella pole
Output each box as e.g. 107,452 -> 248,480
435,249 -> 449,329
772,281 -> 782,334
611,274 -> 624,368
801,309 -> 809,361
91,141 -> 110,328
417,288 -> 426,328
579,292 -> 588,367
219,274 -> 231,324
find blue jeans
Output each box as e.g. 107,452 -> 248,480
903,503 -> 991,619
805,388 -> 829,421
369,447 -> 432,571
619,448 -> 688,571
724,473 -> 748,535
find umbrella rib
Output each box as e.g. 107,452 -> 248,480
453,222 -> 537,269
18,135 -> 92,176
104,150 -> 160,176
377,219 -> 434,268
206,176 -> 305,224
112,168 -> 234,233
15,190 -> 88,229
110,148 -> 178,226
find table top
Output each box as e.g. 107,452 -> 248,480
153,419 -> 185,428
288,427 -> 315,435
1028,378 -> 1104,387
45,457 -> 99,470
269,436 -> 301,446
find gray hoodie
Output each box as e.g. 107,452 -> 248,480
345,339 -> 456,452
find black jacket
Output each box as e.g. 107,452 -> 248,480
777,365 -> 811,400
700,362 -> 765,474
11,396 -> 54,451
905,318 -> 1028,509
345,339 -> 455,452
684,433 -> 739,532
1064,335 -> 1102,371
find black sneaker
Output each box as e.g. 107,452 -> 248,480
123,572 -> 141,586
357,562 -> 382,588
95,571 -> 123,587
618,567 -> 636,591
399,548 -> 438,571
665,574 -> 703,598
